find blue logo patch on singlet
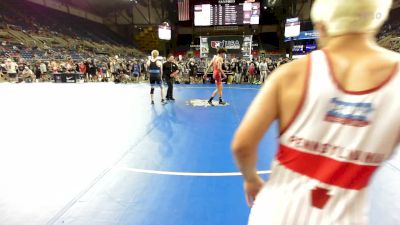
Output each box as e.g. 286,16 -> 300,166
324,97 -> 373,127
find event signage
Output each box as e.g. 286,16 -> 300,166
285,17 -> 301,38
284,30 -> 320,42
194,2 -> 260,26
219,0 -> 236,3
200,35 -> 252,58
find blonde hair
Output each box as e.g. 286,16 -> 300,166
151,50 -> 159,59
311,0 -> 393,36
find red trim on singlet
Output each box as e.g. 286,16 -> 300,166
279,54 -> 311,136
213,57 -> 220,75
277,144 -> 378,190
322,49 -> 399,95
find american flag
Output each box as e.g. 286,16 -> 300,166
178,0 -> 190,21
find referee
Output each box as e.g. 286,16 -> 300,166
163,54 -> 180,101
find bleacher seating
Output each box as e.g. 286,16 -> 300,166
377,7 -> 400,53
0,0 -> 142,62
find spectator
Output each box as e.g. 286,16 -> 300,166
259,59 -> 268,84
21,66 -> 34,82
5,58 -> 18,83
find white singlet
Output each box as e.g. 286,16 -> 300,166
248,50 -> 400,225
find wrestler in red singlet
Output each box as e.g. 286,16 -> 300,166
207,48 -> 227,106
213,59 -> 222,85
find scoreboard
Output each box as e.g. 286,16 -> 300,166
194,2 -> 260,26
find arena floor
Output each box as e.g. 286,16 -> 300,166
0,83 -> 398,225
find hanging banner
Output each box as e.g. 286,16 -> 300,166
284,30 -> 320,42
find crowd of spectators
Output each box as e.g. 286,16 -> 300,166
0,0 -> 141,67
0,55 -> 146,83
182,56 -> 291,85
0,0 -> 294,85
1,0 -> 399,84
0,53 -> 292,85
0,0 -> 146,83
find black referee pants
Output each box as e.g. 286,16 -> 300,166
166,77 -> 174,99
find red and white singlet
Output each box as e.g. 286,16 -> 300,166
248,50 -> 400,225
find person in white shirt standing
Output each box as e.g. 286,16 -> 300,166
232,0 -> 398,224
39,61 -> 47,81
259,59 -> 268,84
5,58 -> 18,83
